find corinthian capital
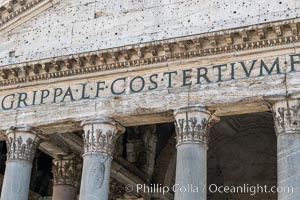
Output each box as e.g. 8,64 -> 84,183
52,156 -> 82,188
5,126 -> 42,163
81,118 -> 125,156
272,99 -> 300,135
174,106 -> 219,147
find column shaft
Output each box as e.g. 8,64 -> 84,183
79,155 -> 112,200
273,100 -> 300,200
277,134 -> 300,200
0,126 -> 41,200
79,118 -> 125,200
52,185 -> 78,200
175,144 -> 207,200
52,156 -> 82,200
174,106 -> 218,200
1,161 -> 32,200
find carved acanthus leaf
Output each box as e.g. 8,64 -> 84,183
175,117 -> 209,145
273,102 -> 300,135
6,126 -> 41,163
82,121 -> 125,156
52,157 -> 82,187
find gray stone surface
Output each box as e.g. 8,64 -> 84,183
52,185 -> 78,200
173,106 -> 213,200
1,126 -> 41,200
51,156 -> 81,200
277,133 -> 300,200
175,144 -> 207,200
79,154 -> 112,200
79,119 -> 124,200
0,161 -> 33,200
273,100 -> 300,200
0,0 -> 299,65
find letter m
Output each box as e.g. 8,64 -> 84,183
259,57 -> 281,76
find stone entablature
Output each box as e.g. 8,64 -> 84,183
0,21 -> 300,131
0,19 -> 299,87
0,54 -> 294,111
0,52 -> 296,129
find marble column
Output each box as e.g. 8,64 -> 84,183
0,126 -> 41,200
272,99 -> 300,200
174,106 -> 218,200
52,155 -> 82,200
79,118 -> 125,200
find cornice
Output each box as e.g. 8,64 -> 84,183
0,0 -> 50,27
0,18 -> 300,87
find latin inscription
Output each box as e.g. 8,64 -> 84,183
1,54 -> 300,111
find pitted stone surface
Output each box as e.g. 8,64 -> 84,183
0,0 -> 299,65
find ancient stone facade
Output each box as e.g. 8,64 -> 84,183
0,0 -> 299,200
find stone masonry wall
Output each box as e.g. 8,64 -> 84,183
0,0 -> 299,66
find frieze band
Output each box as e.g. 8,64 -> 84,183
1,54 -> 300,111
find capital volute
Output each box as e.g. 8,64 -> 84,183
272,99 -> 300,135
174,106 -> 219,147
5,125 -> 43,163
81,118 -> 125,156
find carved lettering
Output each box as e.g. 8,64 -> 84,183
0,55 -> 296,111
